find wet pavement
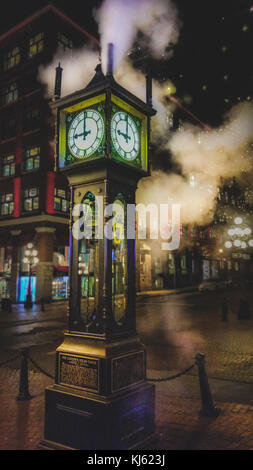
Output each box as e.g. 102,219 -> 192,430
1,288 -> 253,449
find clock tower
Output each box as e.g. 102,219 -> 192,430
42,45 -> 157,450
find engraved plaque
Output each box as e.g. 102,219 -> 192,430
112,351 -> 145,393
59,354 -> 99,392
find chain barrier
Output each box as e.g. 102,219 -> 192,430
27,351 -> 54,379
147,363 -> 195,382
2,347 -> 220,417
0,354 -> 20,369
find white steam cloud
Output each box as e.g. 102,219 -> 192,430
94,0 -> 180,73
138,101 -> 253,225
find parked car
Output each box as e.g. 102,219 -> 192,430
198,279 -> 226,292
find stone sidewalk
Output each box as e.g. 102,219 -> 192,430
1,366 -> 253,450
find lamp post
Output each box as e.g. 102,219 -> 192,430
23,242 -> 39,309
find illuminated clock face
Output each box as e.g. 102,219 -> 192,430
68,109 -> 104,158
111,112 -> 140,161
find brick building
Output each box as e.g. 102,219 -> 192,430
0,4 -> 98,302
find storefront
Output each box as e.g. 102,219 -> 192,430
52,266 -> 69,300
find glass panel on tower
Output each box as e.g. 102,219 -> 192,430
112,197 -> 127,326
78,193 -> 98,326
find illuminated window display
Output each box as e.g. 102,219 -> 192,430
52,276 -> 69,300
18,276 -> 36,302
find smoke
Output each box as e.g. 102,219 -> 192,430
38,47 -> 99,98
94,0 -> 180,73
138,101 -> 253,225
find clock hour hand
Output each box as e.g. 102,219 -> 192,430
117,129 -> 131,142
74,129 -> 91,140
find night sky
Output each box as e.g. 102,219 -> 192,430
1,0 -> 252,126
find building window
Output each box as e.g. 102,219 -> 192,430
3,46 -> 21,71
2,82 -> 18,105
57,33 -> 73,52
1,154 -> 15,176
24,147 -> 40,171
1,117 -> 16,140
1,193 -> 14,215
54,188 -> 70,213
24,108 -> 40,132
29,33 -> 44,57
23,188 -> 39,212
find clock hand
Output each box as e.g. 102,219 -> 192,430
74,129 -> 91,139
117,129 -> 131,142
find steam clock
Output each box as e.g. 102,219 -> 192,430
42,46 -> 156,450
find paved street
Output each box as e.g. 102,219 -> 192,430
1,288 -> 253,449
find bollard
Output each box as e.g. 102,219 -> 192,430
195,353 -> 220,417
16,348 -> 32,401
40,297 -> 45,312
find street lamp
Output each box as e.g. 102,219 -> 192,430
23,242 -> 38,309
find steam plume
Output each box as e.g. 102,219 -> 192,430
94,0 -> 180,73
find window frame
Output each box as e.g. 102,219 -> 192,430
23,187 -> 40,212
1,193 -> 14,216
3,46 -> 21,71
2,82 -> 18,105
1,154 -> 15,177
23,146 -> 40,172
54,188 -> 70,213
57,32 -> 73,52
29,32 -> 44,57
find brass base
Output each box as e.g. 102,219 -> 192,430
43,382 -> 155,450
42,332 -> 155,450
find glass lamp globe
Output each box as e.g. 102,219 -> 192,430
25,250 -> 31,256
33,257 -> 39,264
234,240 -> 241,247
225,241 -> 232,248
32,250 -> 38,256
248,240 -> 253,247
228,229 -> 235,236
234,217 -> 243,225
23,257 -> 28,264
241,242 -> 247,249
27,243 -> 33,249
244,228 -> 251,235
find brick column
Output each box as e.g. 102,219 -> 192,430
10,230 -> 21,303
35,227 -> 55,303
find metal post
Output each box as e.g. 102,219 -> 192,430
40,297 -> 45,312
24,262 -> 33,309
195,353 -> 220,417
17,348 -> 32,401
